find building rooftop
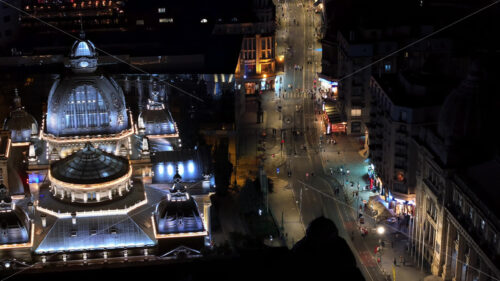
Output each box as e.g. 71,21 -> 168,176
35,214 -> 156,254
461,158 -> 500,220
375,73 -> 455,108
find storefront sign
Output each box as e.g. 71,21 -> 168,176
331,123 -> 346,133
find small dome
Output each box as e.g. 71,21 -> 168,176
138,99 -> 177,136
68,33 -> 98,73
3,92 -> 38,142
156,193 -> 204,234
70,33 -> 97,59
0,184 -> 29,245
50,143 -> 130,185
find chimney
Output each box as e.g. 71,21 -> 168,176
41,214 -> 46,227
71,212 -> 77,225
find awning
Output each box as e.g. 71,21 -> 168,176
368,195 -> 394,222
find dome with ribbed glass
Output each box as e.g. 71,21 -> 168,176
50,142 -> 130,185
69,32 -> 98,73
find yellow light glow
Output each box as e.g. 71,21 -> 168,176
36,195 -> 148,218
278,55 -> 284,62
146,133 -> 179,139
41,111 -> 135,144
5,138 -> 11,158
11,142 -> 30,147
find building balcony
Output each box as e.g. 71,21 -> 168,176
447,203 -> 493,256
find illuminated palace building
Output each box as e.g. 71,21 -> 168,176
0,35 -> 213,263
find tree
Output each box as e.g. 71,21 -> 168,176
238,179 -> 262,215
214,140 -> 233,196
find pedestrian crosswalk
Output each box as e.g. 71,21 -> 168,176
280,91 -> 306,99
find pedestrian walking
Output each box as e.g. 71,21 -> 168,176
400,255 -> 404,264
394,257 -> 397,266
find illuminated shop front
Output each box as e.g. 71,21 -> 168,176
323,100 -> 346,134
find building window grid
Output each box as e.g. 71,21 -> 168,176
64,85 -> 108,129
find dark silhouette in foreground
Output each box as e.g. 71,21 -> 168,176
292,216 -> 365,281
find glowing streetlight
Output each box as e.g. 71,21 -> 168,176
376,225 -> 385,235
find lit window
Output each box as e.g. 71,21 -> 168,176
159,18 -> 173,23
351,109 -> 362,117
136,19 -> 144,25
384,64 -> 391,72
75,42 -> 92,57
200,18 -> 208,23
481,220 -> 485,230
158,7 -> 165,13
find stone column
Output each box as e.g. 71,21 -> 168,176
96,192 -> 100,202
255,35 -> 262,75
108,190 -> 113,200
442,220 -> 455,280
71,192 -> 75,202
83,193 -> 88,203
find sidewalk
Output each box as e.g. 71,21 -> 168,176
267,176 -> 306,249
314,122 -> 428,281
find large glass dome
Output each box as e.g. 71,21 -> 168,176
46,75 -> 129,136
50,142 -> 130,185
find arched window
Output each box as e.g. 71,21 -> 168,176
74,42 -> 93,57
64,85 -> 109,129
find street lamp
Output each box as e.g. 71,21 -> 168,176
377,225 -> 385,235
